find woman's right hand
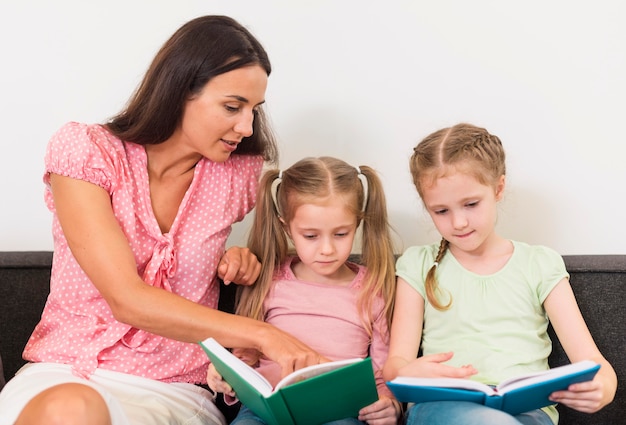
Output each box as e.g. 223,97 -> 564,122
399,352 -> 477,379
257,325 -> 328,378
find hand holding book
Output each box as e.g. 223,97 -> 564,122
200,338 -> 379,425
387,360 -> 600,416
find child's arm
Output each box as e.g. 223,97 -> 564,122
359,293 -> 403,424
383,278 -> 477,381
544,278 -> 617,413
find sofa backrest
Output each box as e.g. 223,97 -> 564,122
550,255 -> 625,425
0,251 -> 52,387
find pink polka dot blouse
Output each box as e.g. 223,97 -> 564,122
23,122 -> 263,383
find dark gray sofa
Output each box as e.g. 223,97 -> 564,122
0,251 -> 623,425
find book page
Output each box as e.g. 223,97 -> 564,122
274,358 -> 363,391
389,376 -> 496,395
497,360 -> 599,394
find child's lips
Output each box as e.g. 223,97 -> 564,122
455,230 -> 474,238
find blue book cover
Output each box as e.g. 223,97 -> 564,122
387,360 -> 600,416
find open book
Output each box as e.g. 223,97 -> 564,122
387,360 -> 600,416
200,337 -> 378,425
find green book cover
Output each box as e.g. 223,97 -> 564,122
387,360 -> 600,416
200,337 -> 379,425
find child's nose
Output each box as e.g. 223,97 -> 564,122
452,212 -> 468,229
320,237 -> 335,254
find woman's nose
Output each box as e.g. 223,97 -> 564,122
234,110 -> 254,137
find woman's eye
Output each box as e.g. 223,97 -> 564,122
225,105 -> 240,113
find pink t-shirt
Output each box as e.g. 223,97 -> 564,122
23,122 -> 263,383
257,257 -> 393,398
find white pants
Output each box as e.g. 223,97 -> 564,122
0,363 -> 226,425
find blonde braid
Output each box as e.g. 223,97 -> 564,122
424,238 -> 452,310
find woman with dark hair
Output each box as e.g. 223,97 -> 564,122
0,16 -> 321,425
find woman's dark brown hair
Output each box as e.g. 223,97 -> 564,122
106,15 -> 277,162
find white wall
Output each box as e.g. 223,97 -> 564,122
1,0 -> 624,255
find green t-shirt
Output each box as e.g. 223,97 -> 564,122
396,240 -> 569,423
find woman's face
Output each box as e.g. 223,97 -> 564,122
177,65 -> 268,162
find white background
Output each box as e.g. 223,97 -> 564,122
1,0 -> 624,255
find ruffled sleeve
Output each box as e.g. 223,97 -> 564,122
228,154 -> 264,223
43,122 -> 124,193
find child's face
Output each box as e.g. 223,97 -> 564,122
421,170 -> 504,255
286,197 -> 357,284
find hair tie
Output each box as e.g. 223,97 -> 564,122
433,261 -> 439,268
270,170 -> 282,216
356,166 -> 369,212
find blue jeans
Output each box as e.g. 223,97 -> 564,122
405,401 -> 555,425
231,405 -> 366,425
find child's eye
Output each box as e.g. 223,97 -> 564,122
466,201 -> 479,208
335,232 -> 348,237
434,209 -> 448,215
303,234 -> 317,240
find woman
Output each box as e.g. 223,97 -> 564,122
0,15 -> 321,425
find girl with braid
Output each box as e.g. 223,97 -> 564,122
208,157 -> 402,424
383,123 -> 616,425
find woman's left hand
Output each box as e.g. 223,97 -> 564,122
217,246 -> 261,286
357,396 -> 402,425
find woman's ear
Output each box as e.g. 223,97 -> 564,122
495,175 -> 506,201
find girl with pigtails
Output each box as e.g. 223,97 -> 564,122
208,156 -> 402,425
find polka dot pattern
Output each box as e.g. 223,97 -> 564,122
24,122 -> 263,383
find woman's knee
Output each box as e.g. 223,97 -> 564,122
15,383 -> 111,425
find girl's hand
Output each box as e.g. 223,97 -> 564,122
549,373 -> 614,413
357,396 -> 402,425
206,363 -> 235,397
217,246 -> 262,285
400,352 -> 477,379
232,347 -> 262,367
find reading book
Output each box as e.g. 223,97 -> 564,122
387,360 -> 600,416
200,337 -> 378,425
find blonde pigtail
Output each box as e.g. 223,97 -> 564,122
357,166 -> 397,338
236,170 -> 289,321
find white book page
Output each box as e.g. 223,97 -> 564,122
274,358 -> 363,391
497,360 -> 598,394
391,376 -> 496,395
